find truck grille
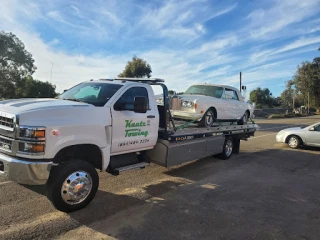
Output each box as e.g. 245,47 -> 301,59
0,135 -> 13,152
0,116 -> 14,129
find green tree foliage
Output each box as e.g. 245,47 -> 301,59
0,31 -> 36,98
118,56 -> 152,78
15,76 -> 56,98
280,80 -> 304,108
293,57 -> 320,108
249,87 -> 275,108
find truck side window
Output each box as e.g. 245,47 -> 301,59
114,87 -> 149,111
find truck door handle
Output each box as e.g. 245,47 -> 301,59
147,115 -> 155,118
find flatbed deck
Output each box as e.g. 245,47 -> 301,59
159,123 -> 259,142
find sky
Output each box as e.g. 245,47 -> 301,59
1,0 -> 320,98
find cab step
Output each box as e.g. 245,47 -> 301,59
111,162 -> 149,176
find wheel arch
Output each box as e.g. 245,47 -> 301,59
53,144 -> 103,170
285,134 -> 303,144
208,107 -> 217,118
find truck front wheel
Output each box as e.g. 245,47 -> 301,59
46,159 -> 99,213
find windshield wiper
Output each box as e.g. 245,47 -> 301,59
63,98 -> 86,103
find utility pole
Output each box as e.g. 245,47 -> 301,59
308,91 -> 310,114
240,71 -> 242,92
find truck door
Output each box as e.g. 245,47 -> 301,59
110,86 -> 159,154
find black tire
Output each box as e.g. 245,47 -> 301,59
238,111 -> 249,125
46,160 -> 99,213
218,137 -> 233,160
287,135 -> 301,149
198,109 -> 216,128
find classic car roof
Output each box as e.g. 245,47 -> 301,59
190,84 -> 240,92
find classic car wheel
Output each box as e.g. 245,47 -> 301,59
287,135 -> 301,149
238,111 -> 249,125
198,109 -> 216,127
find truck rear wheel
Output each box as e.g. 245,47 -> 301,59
218,137 -> 233,160
46,160 -> 99,213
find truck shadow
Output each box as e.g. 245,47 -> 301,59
66,148 -> 320,239
65,148 -> 320,240
18,147 -> 320,240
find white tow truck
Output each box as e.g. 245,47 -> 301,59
0,78 -> 258,212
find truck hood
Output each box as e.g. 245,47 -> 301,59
0,98 -> 91,115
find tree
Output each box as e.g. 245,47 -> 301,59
15,76 -> 57,98
249,87 -> 274,108
294,57 -> 320,109
0,31 -> 36,98
118,56 -> 152,78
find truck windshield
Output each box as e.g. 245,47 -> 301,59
58,82 -> 123,106
184,85 -> 223,98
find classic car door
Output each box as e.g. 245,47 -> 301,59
223,88 -> 243,120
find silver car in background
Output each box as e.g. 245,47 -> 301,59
276,122 -> 320,148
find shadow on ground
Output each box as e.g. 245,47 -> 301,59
61,147 -> 320,240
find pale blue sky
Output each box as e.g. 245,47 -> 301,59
1,0 -> 320,97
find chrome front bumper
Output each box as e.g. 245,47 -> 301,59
0,152 -> 52,185
171,110 -> 203,121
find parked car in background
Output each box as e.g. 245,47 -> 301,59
276,122 -> 320,148
159,84 -> 254,127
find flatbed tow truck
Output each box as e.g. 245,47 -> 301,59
0,78 -> 258,212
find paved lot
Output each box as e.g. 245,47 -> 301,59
1,115 -> 320,240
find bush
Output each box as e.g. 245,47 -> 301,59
268,113 -> 305,119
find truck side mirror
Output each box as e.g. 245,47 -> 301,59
134,96 -> 147,113
309,127 -> 315,131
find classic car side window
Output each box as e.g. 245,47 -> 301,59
225,89 -> 239,100
314,125 -> 320,131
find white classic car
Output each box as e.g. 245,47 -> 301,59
160,84 -> 255,127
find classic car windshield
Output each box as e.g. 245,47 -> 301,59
58,82 -> 123,106
184,85 -> 224,98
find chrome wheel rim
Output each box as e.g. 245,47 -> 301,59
205,111 -> 214,127
288,137 -> 298,148
61,171 -> 92,205
225,140 -> 233,156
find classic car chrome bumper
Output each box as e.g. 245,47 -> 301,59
0,152 -> 52,185
171,110 -> 203,121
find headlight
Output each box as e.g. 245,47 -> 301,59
18,126 -> 46,140
277,130 -> 285,135
182,101 -> 194,108
18,142 -> 45,154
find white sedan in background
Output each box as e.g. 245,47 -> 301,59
164,84 -> 255,127
276,122 -> 320,148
